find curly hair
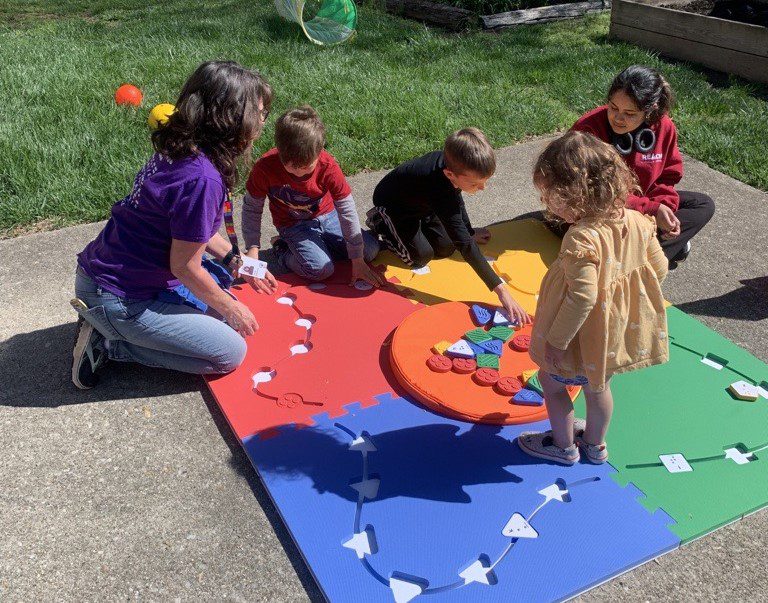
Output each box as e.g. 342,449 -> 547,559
533,131 -> 639,223
152,60 -> 272,190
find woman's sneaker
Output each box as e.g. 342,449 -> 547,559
575,436 -> 609,464
517,431 -> 580,466
71,300 -> 108,390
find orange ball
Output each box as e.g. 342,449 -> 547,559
114,84 -> 143,107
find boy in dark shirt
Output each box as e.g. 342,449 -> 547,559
366,128 -> 529,324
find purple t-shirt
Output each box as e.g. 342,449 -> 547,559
78,153 -> 226,299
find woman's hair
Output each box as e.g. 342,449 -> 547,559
608,65 -> 674,124
152,60 -> 272,190
533,131 -> 638,223
275,105 -> 326,167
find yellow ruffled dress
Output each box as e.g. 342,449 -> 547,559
529,209 -> 669,391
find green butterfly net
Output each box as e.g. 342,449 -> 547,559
275,0 -> 358,45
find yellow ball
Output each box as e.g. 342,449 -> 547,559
148,103 -> 175,130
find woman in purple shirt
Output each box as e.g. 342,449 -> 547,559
72,61 -> 276,388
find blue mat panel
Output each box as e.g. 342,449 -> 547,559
244,393 -> 680,602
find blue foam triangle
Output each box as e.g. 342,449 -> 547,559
478,339 -> 503,356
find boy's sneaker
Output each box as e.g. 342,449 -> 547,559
517,431 -> 580,466
71,300 -> 108,390
575,436 -> 609,464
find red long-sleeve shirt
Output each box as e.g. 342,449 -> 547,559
572,106 -> 684,215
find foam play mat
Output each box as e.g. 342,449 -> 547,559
205,219 -> 768,601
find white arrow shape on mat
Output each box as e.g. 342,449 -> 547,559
724,447 -> 754,465
389,576 -> 424,603
349,433 -> 377,453
289,343 -> 310,355
342,526 -> 378,559
501,513 -> 538,539
350,478 -> 380,500
459,559 -> 495,586
295,318 -> 314,329
538,483 -> 569,503
252,371 -> 275,387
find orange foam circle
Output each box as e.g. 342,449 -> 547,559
390,301 -> 549,424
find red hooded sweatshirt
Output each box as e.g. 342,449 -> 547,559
572,106 -> 684,215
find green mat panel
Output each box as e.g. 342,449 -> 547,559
574,306 -> 768,543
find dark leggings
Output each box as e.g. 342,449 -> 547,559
659,191 -> 715,260
397,214 -> 456,267
545,191 -> 715,262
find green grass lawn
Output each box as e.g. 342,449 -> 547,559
1,1 -> 766,236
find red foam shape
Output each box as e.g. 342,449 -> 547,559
473,368 -> 500,386
495,376 -> 523,396
427,354 -> 452,373
206,265 -> 420,440
511,334 -> 531,352
452,358 -> 477,374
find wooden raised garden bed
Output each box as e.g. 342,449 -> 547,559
610,0 -> 768,84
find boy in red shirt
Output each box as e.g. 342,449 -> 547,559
571,65 -> 714,268
242,106 -> 384,288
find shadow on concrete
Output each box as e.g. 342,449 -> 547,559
677,277 -> 768,322
200,387 -> 325,603
0,321 -> 199,407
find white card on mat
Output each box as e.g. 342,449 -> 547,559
659,453 -> 693,473
239,256 -> 267,278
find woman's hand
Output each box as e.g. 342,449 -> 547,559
245,270 -> 278,295
351,258 -> 387,288
222,300 -> 259,337
493,283 -> 531,326
545,341 -> 567,370
656,205 -> 681,240
472,227 -> 492,244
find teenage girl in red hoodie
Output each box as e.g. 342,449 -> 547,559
571,65 -> 715,268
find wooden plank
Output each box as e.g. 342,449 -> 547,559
621,0 -> 688,5
481,0 -> 609,30
612,0 -> 768,58
385,0 -> 476,30
609,22 -> 768,84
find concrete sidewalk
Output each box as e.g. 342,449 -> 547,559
1,136 -> 766,601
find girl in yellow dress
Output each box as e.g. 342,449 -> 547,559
518,131 -> 669,466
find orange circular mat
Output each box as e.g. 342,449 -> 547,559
390,301 -> 550,424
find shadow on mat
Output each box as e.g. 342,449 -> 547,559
245,421 -> 523,504
0,321 -> 199,407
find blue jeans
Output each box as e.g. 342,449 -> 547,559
75,269 -> 246,375
278,210 -> 380,281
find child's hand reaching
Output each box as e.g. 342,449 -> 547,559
545,341 -> 567,370
472,227 -> 491,244
494,283 -> 531,326
242,247 -> 278,294
351,258 -> 387,288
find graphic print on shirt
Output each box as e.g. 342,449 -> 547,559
268,185 -> 325,221
121,154 -> 161,209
